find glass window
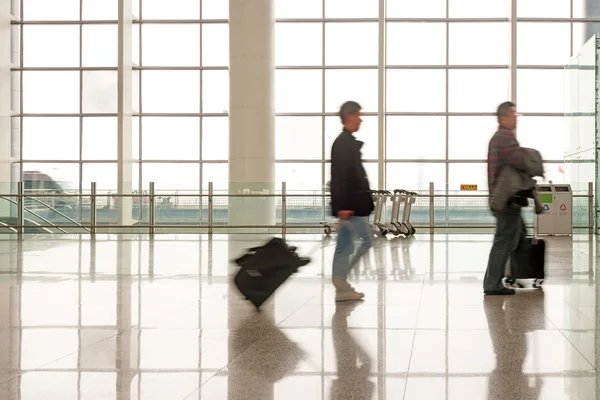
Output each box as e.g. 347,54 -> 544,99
132,23 -> 140,65
132,117 -> 140,160
132,69 -> 140,112
82,163 -> 118,192
142,70 -> 200,113
325,23 -> 378,66
276,23 -> 322,66
142,24 -> 200,67
448,69 -> 508,113
83,25 -> 118,67
132,0 -> 140,18
517,23 -> 571,65
141,0 -> 200,19
387,69 -> 446,112
275,70 -> 322,113
83,71 -> 118,114
141,117 -> 200,160
572,22 -> 600,51
23,71 -> 79,114
143,163 -> 200,192
202,70 -> 229,113
22,163 -> 80,190
517,69 -> 564,113
202,117 -> 229,160
276,117 -> 322,160
82,117 -> 117,160
325,0 -> 378,18
387,0 -> 445,18
387,23 -> 446,66
449,23 -> 509,65
23,26 -> 79,67
325,116 -> 378,160
202,163 -> 227,191
82,0 -> 118,20
518,0 -> 570,18
22,118 -> 79,161
24,0 -> 79,20
448,163 -> 488,192
386,116 -> 446,160
203,0 -> 228,19
325,69 -> 378,113
448,116 -> 497,160
449,0 -> 509,18
275,0 -> 322,18
517,116 -> 565,160
276,163 -> 322,191
386,162 -> 446,192
202,24 -> 229,67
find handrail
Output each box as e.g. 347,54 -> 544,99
0,196 -> 68,234
0,221 -> 17,233
23,196 -> 90,233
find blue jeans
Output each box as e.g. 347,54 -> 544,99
484,204 -> 527,291
332,217 -> 373,280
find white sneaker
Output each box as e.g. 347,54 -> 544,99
332,277 -> 364,302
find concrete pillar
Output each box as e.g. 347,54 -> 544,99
228,0 -> 275,229
117,0 -> 133,226
0,0 -> 12,218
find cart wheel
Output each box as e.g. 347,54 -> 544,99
533,279 -> 543,288
410,226 -> 416,236
505,277 -> 515,286
381,229 -> 389,236
391,227 -> 401,236
324,227 -> 332,236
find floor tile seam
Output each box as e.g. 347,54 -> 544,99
401,269 -> 426,400
555,325 -> 598,371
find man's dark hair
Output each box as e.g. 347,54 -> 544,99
339,101 -> 362,123
496,101 -> 515,122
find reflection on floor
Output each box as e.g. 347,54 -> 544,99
0,233 -> 597,399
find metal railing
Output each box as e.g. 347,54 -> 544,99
0,181 -> 594,235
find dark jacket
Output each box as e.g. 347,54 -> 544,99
330,129 -> 375,217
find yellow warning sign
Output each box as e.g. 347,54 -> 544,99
460,184 -> 478,191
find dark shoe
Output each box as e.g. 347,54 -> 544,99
484,287 -> 516,296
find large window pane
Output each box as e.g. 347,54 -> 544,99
275,70 -> 322,113
449,23 -> 508,65
448,163 -> 488,192
276,0 -> 322,18
386,116 -> 445,160
387,0 -> 445,18
142,24 -> 200,67
202,163 -> 227,191
517,116 -> 565,160
517,69 -> 564,113
449,0 -> 508,18
325,23 -> 378,66
202,25 -> 229,67
202,70 -> 229,113
387,23 -> 446,66
22,163 -> 79,189
142,71 -> 200,113
141,0 -> 200,19
83,25 -> 118,67
448,69 -> 508,113
386,163 -> 446,192
276,23 -> 322,66
23,72 -> 79,114
387,70 -> 446,112
83,0 -> 118,20
202,117 -> 229,160
276,117 -> 322,160
143,164 -> 200,192
23,118 -> 79,161
132,69 -> 140,112
325,116 -> 377,160
325,70 -> 378,113
276,163 -> 322,191
325,0 -> 378,18
518,0 -> 570,18
83,71 -> 118,114
142,117 -> 200,160
82,117 -> 117,160
203,0 -> 228,19
518,23 -> 571,65
24,0 -> 79,20
132,117 -> 140,160
132,23 -> 140,65
82,163 -> 117,192
23,26 -> 79,67
448,116 -> 497,160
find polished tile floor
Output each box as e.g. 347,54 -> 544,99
0,233 -> 597,399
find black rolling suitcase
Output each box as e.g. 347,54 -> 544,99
506,237 -> 545,288
233,238 -> 311,309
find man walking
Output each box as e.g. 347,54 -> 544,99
484,101 -> 527,296
330,101 -> 374,302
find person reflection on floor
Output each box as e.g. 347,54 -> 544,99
331,302 -> 375,400
484,290 -> 544,399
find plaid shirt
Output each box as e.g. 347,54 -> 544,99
487,126 -> 526,194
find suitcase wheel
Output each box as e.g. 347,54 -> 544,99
533,279 -> 543,288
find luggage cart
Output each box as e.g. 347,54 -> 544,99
371,190 -> 390,236
400,190 -> 417,237
389,189 -> 411,237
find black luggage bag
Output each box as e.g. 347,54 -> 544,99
233,238 -> 311,309
506,236 -> 545,288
